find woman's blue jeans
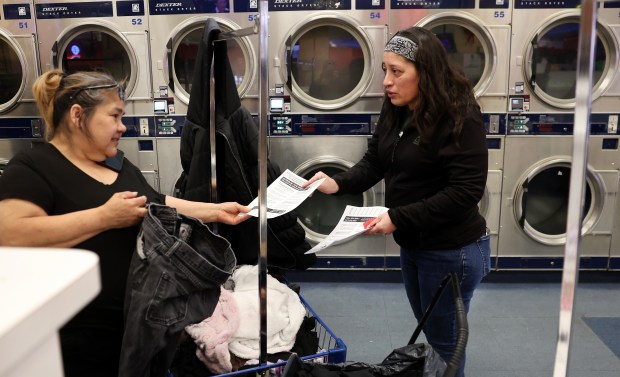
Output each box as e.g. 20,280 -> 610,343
400,233 -> 491,377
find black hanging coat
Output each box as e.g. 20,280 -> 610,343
176,18 -> 315,270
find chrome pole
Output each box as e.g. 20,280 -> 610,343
257,0 -> 269,371
553,1 -> 598,376
209,43 -> 218,233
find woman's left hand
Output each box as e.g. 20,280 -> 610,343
363,212 -> 396,235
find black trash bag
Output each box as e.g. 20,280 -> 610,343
283,343 -> 445,377
371,343 -> 446,377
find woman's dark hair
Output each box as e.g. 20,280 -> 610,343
32,69 -> 122,141
381,27 -> 479,144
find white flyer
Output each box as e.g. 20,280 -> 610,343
245,169 -> 325,219
305,205 -> 389,254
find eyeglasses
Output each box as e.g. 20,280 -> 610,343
69,84 -> 126,102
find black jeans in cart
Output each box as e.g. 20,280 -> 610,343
119,204 -> 237,377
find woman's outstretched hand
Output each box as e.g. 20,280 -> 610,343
302,171 -> 340,194
214,202 -> 251,225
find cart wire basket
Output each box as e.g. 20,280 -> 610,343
210,293 -> 347,376
279,272 -> 467,377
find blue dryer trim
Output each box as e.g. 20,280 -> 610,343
232,0 -> 256,12
515,0 -> 581,9
496,256 -> 609,270
154,115 -> 185,137
121,116 -> 184,137
116,0 -> 145,16
479,0 -> 509,9
356,0 -> 386,10
3,3 -> 33,19
312,256 -> 387,269
148,0 -> 221,15
391,0 -> 475,9
483,113 -> 507,135
507,113 -> 620,135
121,116 -> 154,137
269,0 -> 351,11
609,258 -> 620,270
311,256 -> 609,271
35,2 -> 114,19
0,118 -> 43,139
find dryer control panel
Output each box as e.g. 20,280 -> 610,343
269,113 -> 379,136
508,113 -> 620,135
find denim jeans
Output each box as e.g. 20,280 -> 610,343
400,233 -> 491,377
119,204 -> 237,377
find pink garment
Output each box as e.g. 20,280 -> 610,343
185,287 -> 240,374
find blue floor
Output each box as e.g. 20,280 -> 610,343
289,270 -> 620,377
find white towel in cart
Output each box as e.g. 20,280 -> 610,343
228,265 -> 306,359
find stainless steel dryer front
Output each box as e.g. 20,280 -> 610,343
389,0 -> 512,114
507,0 -> 620,114
497,114 -> 619,270
34,0 -> 152,116
148,0 -> 260,196
268,113 -> 386,269
147,0 -> 258,117
1,1 -> 43,170
268,0 -> 387,114
0,0 -> 39,118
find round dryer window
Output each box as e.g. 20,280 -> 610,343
170,20 -> 255,105
421,14 -> 496,99
294,158 -> 376,244
513,161 -> 604,246
0,36 -> 25,110
523,16 -> 616,109
286,19 -> 373,110
59,28 -> 135,94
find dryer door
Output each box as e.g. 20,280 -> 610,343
512,160 -> 612,245
522,13 -> 617,109
419,13 -> 509,109
166,18 -> 256,106
293,157 -> 378,244
54,23 -> 150,100
283,15 -> 384,111
0,32 -> 36,113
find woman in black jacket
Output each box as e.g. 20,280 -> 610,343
305,27 -> 490,377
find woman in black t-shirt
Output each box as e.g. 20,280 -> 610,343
0,69 -> 251,376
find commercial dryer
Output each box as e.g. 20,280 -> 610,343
0,1 -> 43,167
0,0 -> 39,118
497,114 -> 619,270
268,113 -> 386,269
147,0 -> 260,196
507,0 -> 620,115
147,0 -> 258,117
35,0 -> 153,116
267,0 -> 387,114
389,0 -> 512,114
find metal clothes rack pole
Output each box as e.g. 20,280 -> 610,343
257,0 -> 270,372
552,1 -> 597,376
209,1 -> 270,372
